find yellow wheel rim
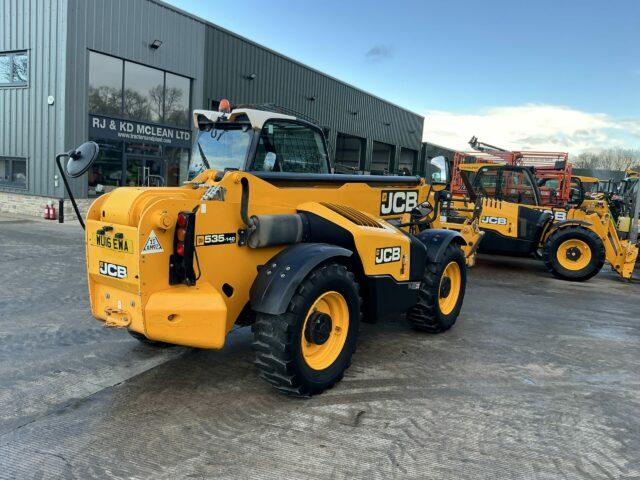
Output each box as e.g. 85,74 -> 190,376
557,239 -> 592,271
438,262 -> 462,315
301,291 -> 349,371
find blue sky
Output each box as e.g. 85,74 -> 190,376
167,0 -> 639,152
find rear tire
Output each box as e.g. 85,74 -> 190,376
542,227 -> 605,281
251,262 -> 361,397
406,243 -> 467,333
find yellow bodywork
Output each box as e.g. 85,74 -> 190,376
85,171 -> 482,349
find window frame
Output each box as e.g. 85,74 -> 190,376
87,50 -> 192,127
0,156 -> 28,189
0,50 -> 29,88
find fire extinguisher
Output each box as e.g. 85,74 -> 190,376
49,203 -> 57,220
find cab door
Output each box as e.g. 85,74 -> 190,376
472,166 -> 548,255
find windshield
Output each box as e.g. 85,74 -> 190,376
188,124 -> 253,180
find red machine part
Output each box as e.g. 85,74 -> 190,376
449,139 -> 572,207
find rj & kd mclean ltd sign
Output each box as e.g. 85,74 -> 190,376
89,114 -> 192,148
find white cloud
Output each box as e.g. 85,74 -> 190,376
423,104 -> 639,155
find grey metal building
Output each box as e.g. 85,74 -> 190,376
0,0 -> 423,212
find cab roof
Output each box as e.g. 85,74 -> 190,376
193,108 -> 297,130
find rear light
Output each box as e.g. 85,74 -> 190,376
169,210 -> 197,286
175,212 -> 188,256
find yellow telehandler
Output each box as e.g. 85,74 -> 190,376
56,102 -> 482,396
447,163 -> 638,281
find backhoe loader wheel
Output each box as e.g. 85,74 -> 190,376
406,243 -> 466,333
251,262 -> 361,397
543,227 -> 605,281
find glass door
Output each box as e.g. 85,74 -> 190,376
125,155 -> 165,187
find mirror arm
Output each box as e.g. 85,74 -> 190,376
55,153 -> 85,230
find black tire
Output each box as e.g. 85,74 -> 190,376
406,243 -> 467,333
542,227 -> 605,281
251,262 -> 361,397
127,330 -> 173,348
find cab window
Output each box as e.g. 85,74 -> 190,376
475,169 -> 498,197
500,169 -> 537,205
252,121 -> 329,173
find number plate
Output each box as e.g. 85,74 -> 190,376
91,233 -> 134,254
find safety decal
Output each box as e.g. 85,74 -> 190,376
142,230 -> 164,254
196,233 -> 237,247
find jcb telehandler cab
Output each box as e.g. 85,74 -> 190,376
452,163 -> 638,281
57,102 -> 482,397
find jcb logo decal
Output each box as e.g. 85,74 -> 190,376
380,190 -> 419,215
545,210 -> 567,221
375,246 -> 401,264
481,216 -> 508,225
99,261 -> 127,279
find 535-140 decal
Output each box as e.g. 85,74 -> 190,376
196,233 -> 237,247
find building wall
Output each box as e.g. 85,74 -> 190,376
202,24 -> 423,172
64,0 -> 206,196
0,0 -> 68,198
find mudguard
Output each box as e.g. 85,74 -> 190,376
546,219 -> 593,237
414,229 -> 466,264
249,243 -> 353,315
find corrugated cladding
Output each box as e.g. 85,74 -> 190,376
202,25 -> 423,158
64,0 -> 205,196
0,0 -> 67,197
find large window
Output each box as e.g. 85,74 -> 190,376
164,73 -> 190,127
87,51 -> 191,127
124,62 -> 164,122
0,51 -> 28,87
0,157 -> 27,188
253,121 -> 329,173
88,52 -> 122,115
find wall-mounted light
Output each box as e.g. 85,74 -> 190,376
307,95 -> 317,101
244,73 -> 257,80
150,39 -> 163,49
408,129 -> 416,134
383,121 -> 391,126
349,110 -> 359,116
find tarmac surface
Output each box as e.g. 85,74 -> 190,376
1,215 -> 639,479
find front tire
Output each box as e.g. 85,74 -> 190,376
251,262 -> 361,397
406,243 -> 467,333
542,227 -> 605,281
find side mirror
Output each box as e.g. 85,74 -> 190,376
263,152 -> 276,171
429,155 -> 448,184
66,141 -> 100,178
55,141 -> 100,231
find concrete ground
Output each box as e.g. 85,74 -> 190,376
0,215 -> 639,480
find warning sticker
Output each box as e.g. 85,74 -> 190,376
142,230 -> 164,254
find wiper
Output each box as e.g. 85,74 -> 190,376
197,141 -> 211,170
